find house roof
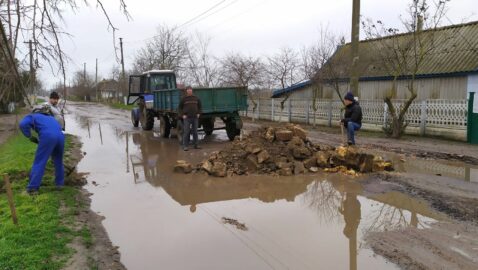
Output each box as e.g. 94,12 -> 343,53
271,80 -> 312,98
320,20 -> 478,81
272,21 -> 478,98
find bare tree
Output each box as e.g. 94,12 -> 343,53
183,32 -> 219,87
70,70 -> 95,100
0,0 -> 130,107
267,47 -> 300,90
266,47 -> 301,115
219,53 -> 264,88
301,27 -> 346,125
219,52 -> 265,117
362,0 -> 451,138
132,24 -> 188,74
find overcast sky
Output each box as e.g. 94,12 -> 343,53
36,0 -> 477,88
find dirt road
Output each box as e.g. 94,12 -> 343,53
65,102 -> 478,270
0,112 -> 25,144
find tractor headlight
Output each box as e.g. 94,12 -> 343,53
145,100 -> 154,109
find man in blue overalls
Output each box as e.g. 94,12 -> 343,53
19,105 -> 64,194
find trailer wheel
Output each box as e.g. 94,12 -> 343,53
177,120 -> 184,145
140,108 -> 155,131
131,109 -> 139,127
203,118 -> 215,135
226,121 -> 240,141
160,116 -> 171,138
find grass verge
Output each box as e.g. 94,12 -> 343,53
35,98 -> 46,104
108,102 -> 135,111
0,133 -> 88,270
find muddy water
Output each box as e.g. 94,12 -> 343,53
367,149 -> 478,183
66,103 -> 440,270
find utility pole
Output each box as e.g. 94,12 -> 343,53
83,62 -> 87,101
23,40 -> 35,97
95,58 -> 98,102
119,37 -> 126,103
349,0 -> 361,97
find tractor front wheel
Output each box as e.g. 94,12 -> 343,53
131,109 -> 139,127
140,107 -> 155,131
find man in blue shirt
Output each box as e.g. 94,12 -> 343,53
19,105 -> 65,194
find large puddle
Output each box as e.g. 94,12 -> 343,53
66,104 -> 443,270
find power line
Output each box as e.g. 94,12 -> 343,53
207,0 -> 269,38
178,0 -> 227,29
123,0 -> 239,45
183,0 -> 239,28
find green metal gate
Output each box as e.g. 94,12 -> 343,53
468,92 -> 478,144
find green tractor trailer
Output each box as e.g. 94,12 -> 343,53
128,70 -> 248,142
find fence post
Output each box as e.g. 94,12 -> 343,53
383,102 -> 388,126
328,100 -> 333,127
4,175 -> 18,225
271,99 -> 275,121
306,100 -> 310,125
256,98 -> 260,120
420,100 -> 427,136
288,99 -> 292,123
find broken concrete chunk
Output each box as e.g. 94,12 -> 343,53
246,154 -> 259,171
245,143 -> 262,154
309,166 -> 319,173
335,146 -> 348,158
275,129 -> 294,141
287,136 -> 305,149
315,151 -> 331,167
257,150 -> 270,164
201,160 -> 213,174
292,125 -> 307,140
303,157 -> 317,169
264,127 -> 275,142
292,146 -> 312,160
293,161 -> 305,175
174,160 -> 193,174
211,161 -> 227,177
358,153 -> 375,173
279,167 -> 293,176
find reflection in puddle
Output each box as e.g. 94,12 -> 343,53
66,105 -> 443,270
383,151 -> 478,182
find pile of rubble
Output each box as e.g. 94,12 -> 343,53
174,124 -> 393,177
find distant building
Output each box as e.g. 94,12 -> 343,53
272,20 -> 478,100
97,79 -> 121,100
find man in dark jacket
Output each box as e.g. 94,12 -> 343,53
178,86 -> 202,151
19,105 -> 65,194
341,92 -> 362,145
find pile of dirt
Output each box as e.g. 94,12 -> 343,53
177,124 -> 393,177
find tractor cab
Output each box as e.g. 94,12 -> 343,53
127,70 -> 177,105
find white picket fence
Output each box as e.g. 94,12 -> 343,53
243,98 -> 468,138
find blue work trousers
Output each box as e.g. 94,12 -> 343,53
183,118 -> 199,147
28,133 -> 65,190
347,122 -> 361,144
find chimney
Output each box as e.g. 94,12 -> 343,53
417,15 -> 424,31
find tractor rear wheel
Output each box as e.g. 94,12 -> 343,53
203,118 -> 215,135
225,121 -> 240,141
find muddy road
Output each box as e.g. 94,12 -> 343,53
66,102 -> 478,270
